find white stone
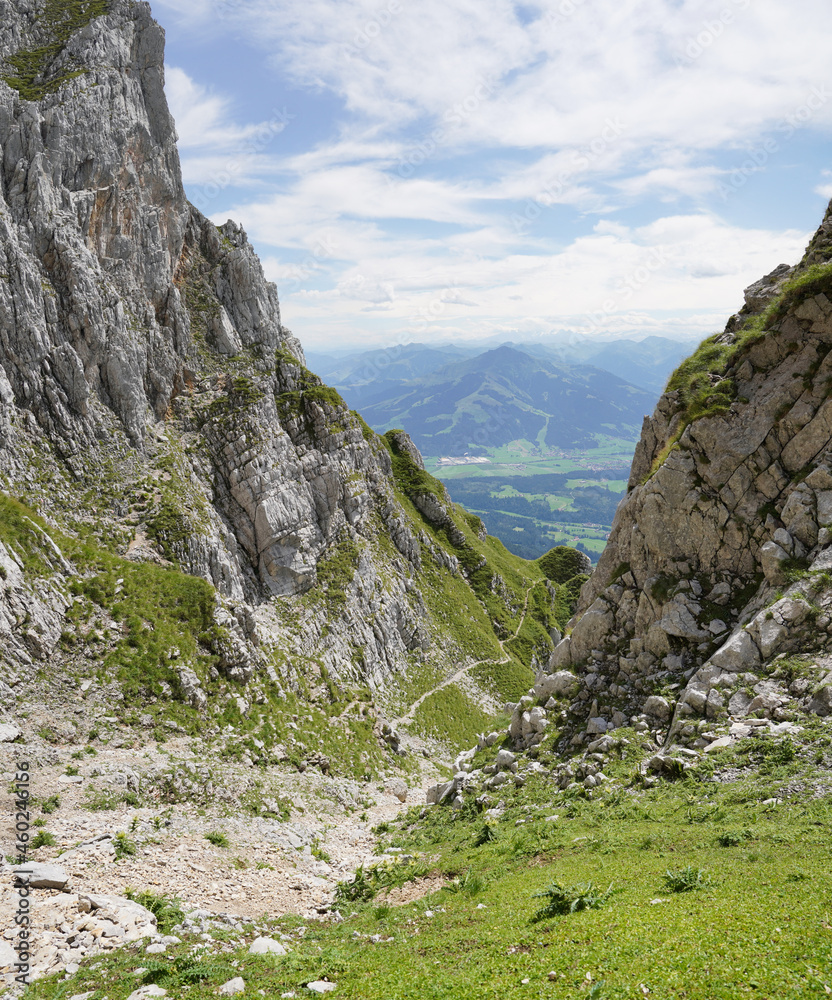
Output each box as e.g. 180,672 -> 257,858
219,978 -> 246,996
13,863 -> 70,889
306,983 -> 337,994
703,736 -> 732,753
0,723 -> 20,742
126,988 -> 167,1000
249,937 -> 287,956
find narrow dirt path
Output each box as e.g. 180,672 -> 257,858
392,583 -> 537,726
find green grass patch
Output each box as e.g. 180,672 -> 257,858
537,545 -> 589,584
205,830 -> 230,848
412,683 -> 493,750
313,533 -> 361,612
123,889 -> 185,934
470,659 -> 533,704
2,0 -> 110,101
0,492 -> 61,575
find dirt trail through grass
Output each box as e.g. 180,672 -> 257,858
392,583 -> 536,727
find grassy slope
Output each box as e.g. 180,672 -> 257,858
0,492 -> 397,779
374,434 -> 586,747
0,416 -> 580,763
28,721 -> 832,999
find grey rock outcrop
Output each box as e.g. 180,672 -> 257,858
509,200 -> 832,748
0,0 -> 537,712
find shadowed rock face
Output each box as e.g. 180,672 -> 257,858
527,205 -> 832,749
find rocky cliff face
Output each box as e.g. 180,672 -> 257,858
512,203 -> 832,756
0,0 -> 561,743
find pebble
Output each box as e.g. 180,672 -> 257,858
307,983 -> 336,994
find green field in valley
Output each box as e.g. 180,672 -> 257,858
425,436 -> 638,562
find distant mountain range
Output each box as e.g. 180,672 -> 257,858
308,344 -> 655,455
307,334 -> 692,398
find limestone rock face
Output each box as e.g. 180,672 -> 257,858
538,201 -> 832,745
0,0 -> 530,709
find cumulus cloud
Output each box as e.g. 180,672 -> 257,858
153,0 -> 832,348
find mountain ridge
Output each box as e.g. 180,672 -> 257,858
0,0 -> 574,755
342,344 -> 653,455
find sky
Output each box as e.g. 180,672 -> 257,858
152,0 -> 832,352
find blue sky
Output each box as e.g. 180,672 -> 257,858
153,0 -> 832,352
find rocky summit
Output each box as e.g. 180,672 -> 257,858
4,2 -> 832,999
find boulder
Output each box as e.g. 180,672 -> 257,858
703,736 -> 732,753
384,778 -> 408,803
643,695 -> 672,721
659,599 -> 707,640
569,599 -> 614,663
0,722 -> 20,742
176,667 -> 207,712
709,630 -> 760,672
249,936 -> 288,956
78,893 -> 157,939
760,541 -> 790,585
534,670 -> 579,701
425,772 -> 467,805
14,864 -> 70,889
808,676 -> 832,716
219,978 -> 246,996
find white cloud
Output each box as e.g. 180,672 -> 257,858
152,0 -> 832,349
253,213 -> 810,348
164,67 -> 291,187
